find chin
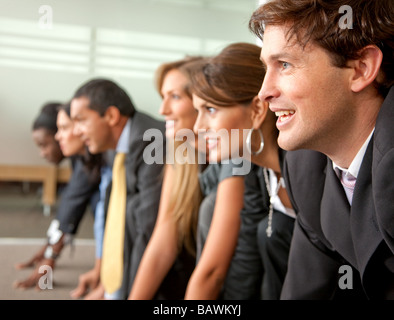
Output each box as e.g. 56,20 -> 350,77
278,135 -> 301,152
88,145 -> 99,154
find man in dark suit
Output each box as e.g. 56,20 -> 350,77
70,78 -> 167,300
249,0 -> 394,299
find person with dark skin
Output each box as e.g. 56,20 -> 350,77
14,102 -> 101,290
31,102 -> 64,165
14,102 -> 64,277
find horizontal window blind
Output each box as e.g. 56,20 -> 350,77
0,15 -> 239,79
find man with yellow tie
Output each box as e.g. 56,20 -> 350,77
70,78 -> 166,299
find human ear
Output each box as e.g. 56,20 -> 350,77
250,96 -> 269,129
349,45 -> 383,93
104,106 -> 121,126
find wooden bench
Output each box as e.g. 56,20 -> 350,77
0,164 -> 72,216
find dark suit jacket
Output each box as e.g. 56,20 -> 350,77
281,86 -> 394,300
57,155 -> 101,235
105,111 -> 164,299
109,110 -> 193,300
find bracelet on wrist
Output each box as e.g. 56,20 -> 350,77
44,245 -> 60,260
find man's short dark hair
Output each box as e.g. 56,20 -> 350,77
249,0 -> 394,97
73,78 -> 136,117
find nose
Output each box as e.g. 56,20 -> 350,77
258,72 -> 280,104
193,113 -> 206,135
54,131 -> 60,142
159,98 -> 170,116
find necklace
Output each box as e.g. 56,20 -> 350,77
263,168 -> 284,237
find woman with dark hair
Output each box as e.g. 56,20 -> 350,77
188,42 -> 295,299
54,102 -> 113,300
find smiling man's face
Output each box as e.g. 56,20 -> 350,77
258,25 -> 354,153
70,96 -> 112,154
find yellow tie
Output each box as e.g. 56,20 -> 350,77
101,152 -> 127,294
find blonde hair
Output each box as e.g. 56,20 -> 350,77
155,56 -> 207,257
167,141 -> 203,257
155,56 -> 204,99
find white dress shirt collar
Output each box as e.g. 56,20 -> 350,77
332,128 -> 375,179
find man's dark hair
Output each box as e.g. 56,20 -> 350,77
73,78 -> 136,117
249,0 -> 394,97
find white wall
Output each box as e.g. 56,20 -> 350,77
0,0 -> 259,165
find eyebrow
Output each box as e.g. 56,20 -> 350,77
260,52 -> 298,65
202,101 -> 219,109
194,102 -> 207,110
260,59 -> 267,71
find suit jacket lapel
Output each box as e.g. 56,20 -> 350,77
372,86 -> 394,254
125,113 -> 141,197
351,137 -> 383,279
320,160 -> 358,267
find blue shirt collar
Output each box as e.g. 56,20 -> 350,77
116,118 -> 132,154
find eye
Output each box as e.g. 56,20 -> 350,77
281,61 -> 290,69
171,93 -> 181,100
206,106 -> 216,114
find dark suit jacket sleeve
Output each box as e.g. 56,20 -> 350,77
280,217 -> 343,299
281,149 -> 343,299
56,157 -> 101,234
373,86 -> 394,253
127,153 -> 163,247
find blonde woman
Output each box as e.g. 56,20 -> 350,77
128,56 -> 206,299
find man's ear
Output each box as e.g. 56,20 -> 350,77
250,96 -> 269,129
104,106 -> 121,126
349,45 -> 383,93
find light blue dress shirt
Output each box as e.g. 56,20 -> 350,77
93,165 -> 112,258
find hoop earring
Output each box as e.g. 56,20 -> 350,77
246,128 -> 264,155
